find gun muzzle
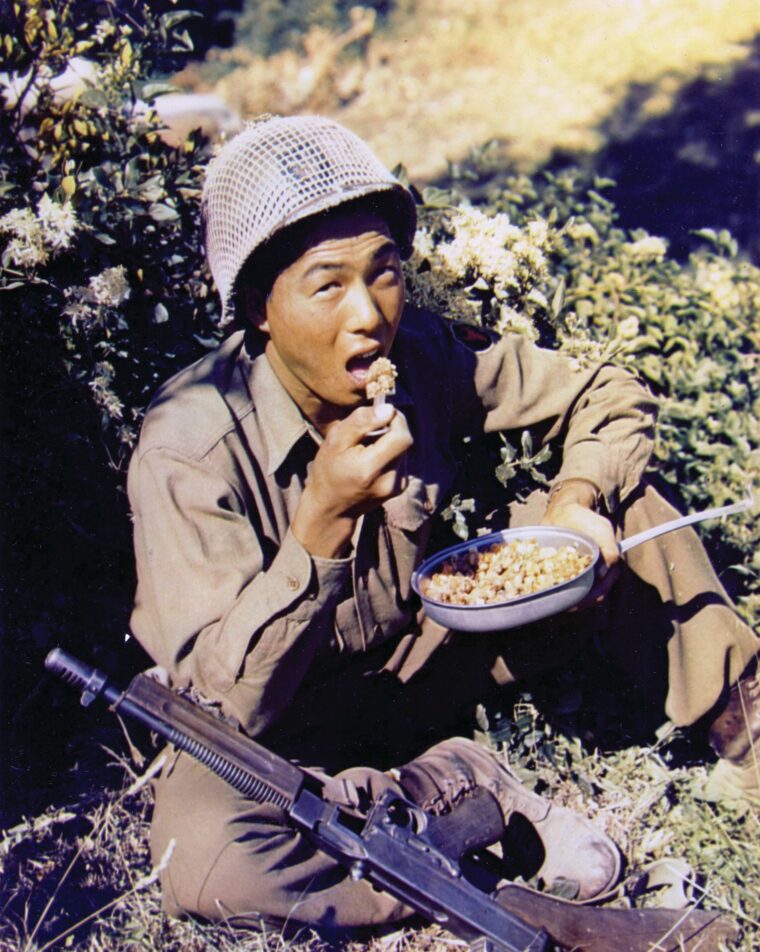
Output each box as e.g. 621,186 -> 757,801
45,648 -> 119,707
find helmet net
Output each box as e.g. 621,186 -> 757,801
202,115 -> 417,317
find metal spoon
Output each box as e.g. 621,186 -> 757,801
619,493 -> 754,554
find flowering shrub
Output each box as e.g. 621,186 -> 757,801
404,159 -> 759,623
0,1 -> 218,751
1,0 -> 217,458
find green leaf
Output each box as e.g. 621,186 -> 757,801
159,10 -> 203,31
141,82 -> 179,101
79,88 -> 108,109
149,203 -> 179,222
421,186 -> 455,208
551,277 -> 565,317
692,228 -> 718,245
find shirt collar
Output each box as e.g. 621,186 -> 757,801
242,331 -> 413,477
248,352 -> 320,476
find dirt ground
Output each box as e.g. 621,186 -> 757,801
197,0 -> 760,184
330,0 -> 760,180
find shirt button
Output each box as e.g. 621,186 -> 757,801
286,576 -> 300,591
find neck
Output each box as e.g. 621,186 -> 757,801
263,340 -> 346,437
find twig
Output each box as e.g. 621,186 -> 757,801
21,758 -> 166,951
32,840 -> 175,952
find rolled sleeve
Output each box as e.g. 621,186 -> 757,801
458,332 -> 657,511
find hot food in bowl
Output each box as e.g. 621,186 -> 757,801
412,527 -> 599,632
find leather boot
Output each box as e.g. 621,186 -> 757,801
705,657 -> 760,805
707,657 -> 760,764
396,737 -> 621,901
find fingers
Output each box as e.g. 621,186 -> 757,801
307,406 -> 411,519
595,530 -> 620,573
333,404 -> 404,443
351,412 -> 411,501
327,405 -> 412,464
570,561 -> 621,612
542,502 -> 621,609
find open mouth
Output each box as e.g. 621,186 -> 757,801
347,348 -> 381,385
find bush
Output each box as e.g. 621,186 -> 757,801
1,0 -> 220,459
0,0 -> 218,823
403,153 -> 759,626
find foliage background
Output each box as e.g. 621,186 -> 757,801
0,1 -> 758,949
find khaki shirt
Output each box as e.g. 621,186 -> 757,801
128,306 -> 656,745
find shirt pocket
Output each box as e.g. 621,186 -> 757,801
384,475 -> 434,533
383,476 -> 435,603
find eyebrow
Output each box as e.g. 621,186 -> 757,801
301,240 -> 399,280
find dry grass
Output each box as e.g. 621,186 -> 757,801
2,682 -> 757,952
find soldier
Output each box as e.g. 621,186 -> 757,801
127,116 -> 759,928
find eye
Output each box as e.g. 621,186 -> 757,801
374,262 -> 401,283
314,280 -> 340,296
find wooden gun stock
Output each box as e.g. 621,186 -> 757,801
496,883 -> 739,952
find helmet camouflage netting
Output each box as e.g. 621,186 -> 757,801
201,114 -> 418,318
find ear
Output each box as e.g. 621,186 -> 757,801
240,284 -> 269,334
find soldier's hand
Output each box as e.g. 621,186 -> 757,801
292,406 -> 412,557
541,481 -> 620,609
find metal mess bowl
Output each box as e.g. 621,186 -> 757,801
412,526 -> 599,632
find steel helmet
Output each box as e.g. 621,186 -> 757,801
202,114 -> 417,317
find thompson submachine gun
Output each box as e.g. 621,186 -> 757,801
45,648 -> 737,952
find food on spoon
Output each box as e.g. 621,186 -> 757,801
365,357 -> 398,399
421,538 -> 593,606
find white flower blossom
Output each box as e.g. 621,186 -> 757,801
567,221 -> 599,244
88,266 -> 130,307
693,258 -> 744,311
94,19 -> 117,44
496,304 -> 539,340
0,207 -> 40,241
64,290 -> 98,327
622,236 -> 668,261
407,206 -> 556,334
3,236 -> 48,269
37,194 -> 78,251
526,219 -> 549,246
617,316 -> 640,340
412,230 -> 436,259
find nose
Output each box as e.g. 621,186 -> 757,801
345,279 -> 382,335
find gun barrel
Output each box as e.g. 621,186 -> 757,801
45,648 -> 304,808
42,651 -> 544,951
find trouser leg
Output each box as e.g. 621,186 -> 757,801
151,748 -> 412,929
495,481 -> 758,727
597,481 -> 758,725
150,736 -> 623,927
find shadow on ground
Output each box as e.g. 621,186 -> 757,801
547,34 -> 760,262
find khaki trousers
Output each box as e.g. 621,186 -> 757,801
150,480 -> 758,927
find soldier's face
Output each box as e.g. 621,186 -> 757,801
254,209 -> 405,432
